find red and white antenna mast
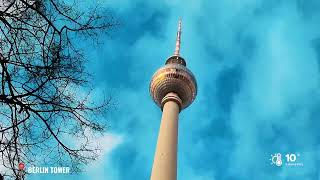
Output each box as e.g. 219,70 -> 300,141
174,18 -> 182,56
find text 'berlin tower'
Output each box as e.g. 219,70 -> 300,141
149,19 -> 197,180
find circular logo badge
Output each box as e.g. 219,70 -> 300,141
18,162 -> 25,170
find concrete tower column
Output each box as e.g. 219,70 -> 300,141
150,92 -> 181,180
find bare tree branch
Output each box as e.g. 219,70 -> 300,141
0,0 -> 116,179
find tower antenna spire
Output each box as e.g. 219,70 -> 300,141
174,18 -> 182,56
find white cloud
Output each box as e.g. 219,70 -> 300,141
84,133 -> 123,180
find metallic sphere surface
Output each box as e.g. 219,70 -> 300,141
150,58 -> 197,110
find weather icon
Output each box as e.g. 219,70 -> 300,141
270,153 -> 282,167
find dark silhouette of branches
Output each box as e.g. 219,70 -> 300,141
0,0 -> 116,179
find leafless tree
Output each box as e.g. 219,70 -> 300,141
0,0 -> 115,179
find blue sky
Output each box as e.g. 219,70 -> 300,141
29,0 -> 320,179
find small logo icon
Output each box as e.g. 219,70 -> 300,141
18,162 -> 25,170
270,153 -> 282,166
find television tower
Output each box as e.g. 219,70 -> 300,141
149,19 -> 197,180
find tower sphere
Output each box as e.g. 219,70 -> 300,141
150,55 -> 197,110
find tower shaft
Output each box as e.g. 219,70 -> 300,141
150,92 -> 181,180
